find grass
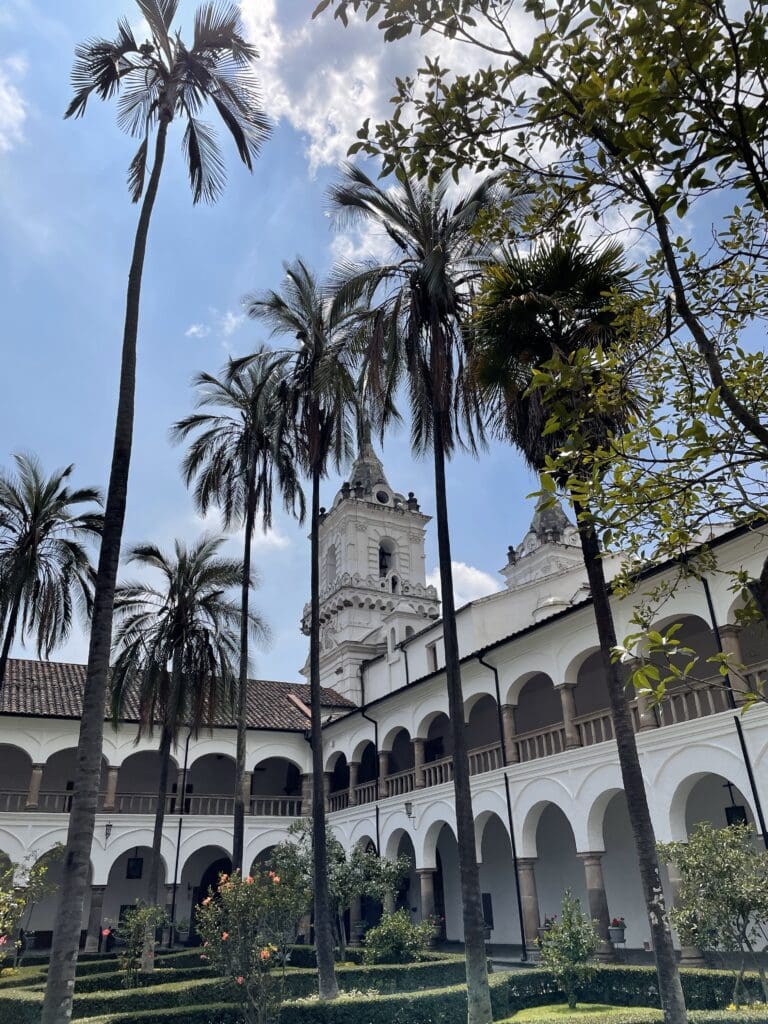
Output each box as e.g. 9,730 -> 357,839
513,1006 -> 636,1019
500,1005 -> 661,1024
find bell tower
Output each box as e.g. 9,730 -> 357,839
301,432 -> 440,703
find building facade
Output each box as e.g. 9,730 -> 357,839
1,446 -> 767,958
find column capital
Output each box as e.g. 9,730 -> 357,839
719,622 -> 742,639
516,857 -> 538,870
90,884 -> 107,895
576,850 -> 605,864
415,867 -> 436,877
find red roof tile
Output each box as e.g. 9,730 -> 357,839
1,658 -> 354,732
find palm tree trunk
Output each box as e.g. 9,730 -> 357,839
233,463 -> 258,872
573,501 -> 687,1024
0,584 -> 23,692
41,117 -> 170,1024
142,721 -> 174,970
309,460 -> 338,999
432,408 -> 492,1024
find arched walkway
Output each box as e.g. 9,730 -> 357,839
180,845 -> 233,944
0,744 -> 32,812
515,674 -> 564,761
477,811 -> 521,946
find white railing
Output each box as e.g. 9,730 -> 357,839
354,780 -> 377,805
250,796 -> 302,817
657,680 -> 728,726
576,709 -> 614,746
423,756 -> 453,788
0,791 -> 27,812
516,724 -> 567,762
115,793 -> 175,814
468,742 -> 504,775
328,791 -> 349,812
385,767 -> 415,796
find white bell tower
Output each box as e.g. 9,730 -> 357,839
301,433 -> 440,704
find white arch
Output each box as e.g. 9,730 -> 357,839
415,801 -> 456,870
0,827 -> 26,866
324,749 -> 348,772
514,776 -> 583,857
244,828 -> 294,869
95,831 -> 173,886
380,724 -> 411,751
471,789 -> 509,860
562,645 -> 601,686
350,737 -> 376,764
413,708 -> 450,740
504,670 -> 555,707
178,839 -> 233,880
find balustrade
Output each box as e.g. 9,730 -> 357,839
354,780 -> 377,805
250,796 -> 302,817
385,767 -> 415,796
328,791 -> 349,812
516,723 -> 567,762
468,742 -> 503,774
423,756 -> 452,788
0,791 -> 27,812
576,710 -> 614,746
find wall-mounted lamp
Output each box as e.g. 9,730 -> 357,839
404,800 -> 414,821
105,821 -> 113,843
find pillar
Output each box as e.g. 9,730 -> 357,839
383,891 -> 396,915
349,896 -> 363,946
348,762 -> 359,806
378,751 -> 390,798
417,868 -> 436,920
84,885 -> 106,953
517,858 -> 541,955
501,704 -> 520,764
176,767 -> 187,812
102,766 -> 119,812
300,773 -> 312,815
25,764 -> 44,810
627,657 -> 659,729
666,860 -> 706,965
413,739 -> 426,789
241,770 -> 253,814
559,684 -> 581,749
578,852 -> 617,962
323,772 -> 332,813
720,624 -> 750,702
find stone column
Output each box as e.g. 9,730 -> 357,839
300,773 -> 312,815
176,767 -> 187,812
626,658 -> 659,730
559,684 -> 581,749
666,860 -> 706,965
501,704 -> 520,764
378,751 -> 390,797
517,858 -> 541,956
241,770 -> 253,814
25,764 -> 44,810
348,762 -> 360,806
349,896 -> 363,946
84,885 -> 106,952
578,852 -> 617,962
417,868 -> 436,920
720,624 -> 750,702
102,766 -> 120,812
323,772 -> 332,812
383,891 -> 396,915
413,739 -> 426,789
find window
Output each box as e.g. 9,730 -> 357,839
391,575 -> 399,594
325,544 -> 337,585
405,626 -> 414,639
389,627 -> 397,653
426,641 -> 438,673
378,538 -> 396,577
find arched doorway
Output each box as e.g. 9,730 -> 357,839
180,845 -> 233,944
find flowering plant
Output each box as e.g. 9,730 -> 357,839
196,868 -> 307,1024
610,917 -> 626,928
543,914 -> 558,929
0,848 -> 61,974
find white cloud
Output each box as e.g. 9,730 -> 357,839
185,323 -> 210,338
240,2 -> 532,177
427,561 -> 500,608
192,509 -> 292,553
0,54 -> 27,154
221,310 -> 245,336
252,525 -> 291,550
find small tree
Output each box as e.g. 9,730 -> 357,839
116,902 -> 168,989
659,823 -> 768,1005
362,909 -> 433,965
196,869 -> 308,1024
539,891 -> 599,1009
270,820 -> 409,960
0,849 -> 61,973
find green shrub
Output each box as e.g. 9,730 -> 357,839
362,910 -> 433,964
539,892 -> 599,1009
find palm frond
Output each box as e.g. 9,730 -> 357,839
183,117 -> 226,204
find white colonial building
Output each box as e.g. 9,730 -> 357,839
1,442 -> 767,960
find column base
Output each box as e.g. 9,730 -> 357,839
596,940 -> 618,963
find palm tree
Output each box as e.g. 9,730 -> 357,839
111,534 -> 267,944
45,5 -> 270,1017
0,454 -> 102,690
472,238 -> 687,1024
171,352 -> 303,871
245,259 -> 361,1001
328,165 -> 503,1024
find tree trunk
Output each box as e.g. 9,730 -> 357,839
233,463 -> 257,872
432,408 -> 492,1024
142,722 -> 174,970
573,501 -> 687,1024
309,461 -> 338,999
0,584 -> 23,692
41,116 -> 170,1024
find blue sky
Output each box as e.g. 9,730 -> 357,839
0,0 -> 538,681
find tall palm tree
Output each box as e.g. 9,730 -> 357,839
0,454 -> 102,690
46,5 -> 270,1018
111,534 -> 267,943
328,165 -> 503,1024
171,352 -> 303,871
472,238 -> 687,1024
245,259 -> 360,1001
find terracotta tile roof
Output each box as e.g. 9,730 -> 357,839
1,658 -> 354,732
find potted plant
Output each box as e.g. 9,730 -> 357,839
427,914 -> 445,947
608,916 -> 626,943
